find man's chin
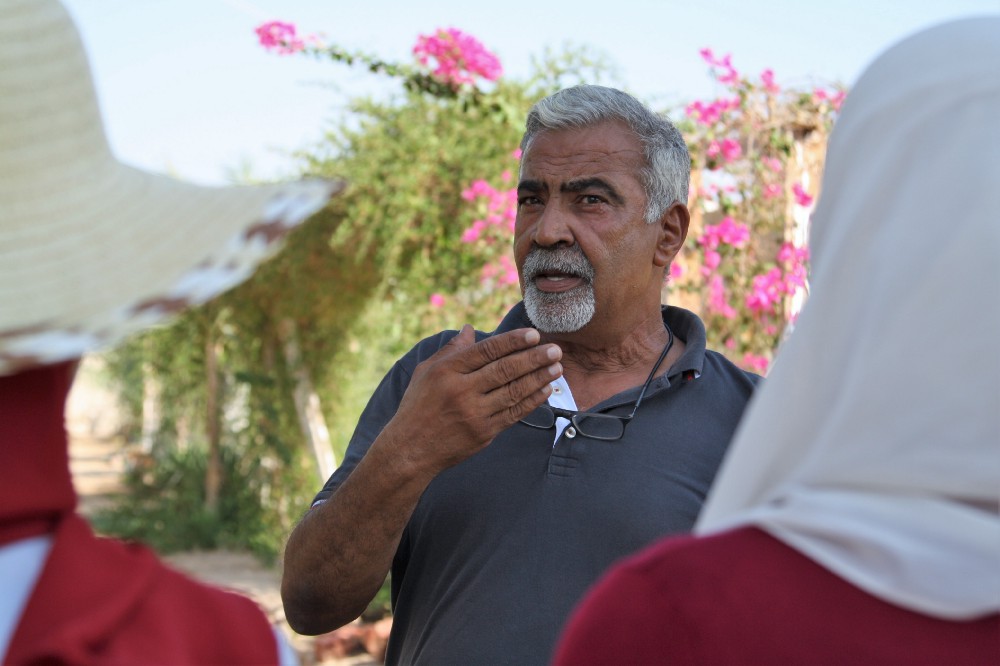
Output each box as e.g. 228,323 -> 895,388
523,285 -> 595,333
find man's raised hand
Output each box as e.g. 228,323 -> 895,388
385,325 -> 562,474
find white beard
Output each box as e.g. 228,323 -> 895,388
523,283 -> 596,333
521,246 -> 596,333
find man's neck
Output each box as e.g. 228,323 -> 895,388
541,311 -> 682,411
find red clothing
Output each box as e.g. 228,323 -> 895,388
554,527 -> 1000,665
6,514 -> 279,665
1,363 -> 281,665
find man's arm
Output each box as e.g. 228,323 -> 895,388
281,325 -> 562,635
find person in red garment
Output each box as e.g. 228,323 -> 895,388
554,17 -> 1000,665
0,1 -> 340,663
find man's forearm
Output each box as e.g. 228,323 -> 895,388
281,426 -> 436,635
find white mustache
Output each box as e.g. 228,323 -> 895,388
522,246 -> 595,282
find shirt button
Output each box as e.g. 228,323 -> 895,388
565,427 -> 577,439
552,386 -> 563,395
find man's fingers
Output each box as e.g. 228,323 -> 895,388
487,360 -> 562,418
451,328 -> 542,373
481,341 -> 561,389
491,378 -> 557,428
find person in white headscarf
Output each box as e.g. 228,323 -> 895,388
554,16 -> 999,665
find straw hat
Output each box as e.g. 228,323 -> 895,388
0,0 -> 343,376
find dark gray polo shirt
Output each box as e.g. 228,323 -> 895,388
314,302 -> 760,665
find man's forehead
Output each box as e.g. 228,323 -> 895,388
523,122 -> 641,156
519,122 -> 644,186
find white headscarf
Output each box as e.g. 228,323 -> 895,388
695,17 -> 1000,620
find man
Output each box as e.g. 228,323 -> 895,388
0,1 -> 339,662
282,85 -> 760,664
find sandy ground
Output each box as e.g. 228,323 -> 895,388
66,359 -> 379,666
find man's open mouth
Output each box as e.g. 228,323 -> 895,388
532,270 -> 587,293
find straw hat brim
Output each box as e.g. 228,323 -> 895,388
0,166 -> 342,375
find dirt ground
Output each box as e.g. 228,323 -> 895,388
66,359 -> 379,666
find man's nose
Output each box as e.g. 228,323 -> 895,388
532,204 -> 575,248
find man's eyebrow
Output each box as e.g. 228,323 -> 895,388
516,179 -> 546,194
561,178 -> 624,204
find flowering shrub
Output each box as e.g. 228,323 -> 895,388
661,48 -> 844,372
255,21 -> 311,55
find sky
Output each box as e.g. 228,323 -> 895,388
62,0 -> 999,186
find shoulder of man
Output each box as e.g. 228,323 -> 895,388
703,348 -> 764,387
663,305 -> 762,387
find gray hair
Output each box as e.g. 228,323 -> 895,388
520,85 -> 690,223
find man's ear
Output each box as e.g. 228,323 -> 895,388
653,202 -> 690,267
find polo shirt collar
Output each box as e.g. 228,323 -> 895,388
493,301 -> 707,395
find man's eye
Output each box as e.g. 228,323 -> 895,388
518,196 -> 542,206
581,195 -> 605,205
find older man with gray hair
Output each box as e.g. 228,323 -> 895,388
282,85 -> 760,665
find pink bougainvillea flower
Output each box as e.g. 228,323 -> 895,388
762,157 -> 783,173
479,254 -> 519,288
498,254 -> 519,286
741,352 -> 770,373
717,66 -> 740,86
720,138 -> 742,163
255,21 -> 306,55
701,248 -> 721,276
700,48 -> 740,86
685,97 -> 740,127
778,241 -> 810,266
783,246 -> 810,289
461,179 -> 492,201
700,216 -> 750,254
762,183 -> 782,199
429,293 -> 446,308
461,219 -> 487,243
792,183 -> 814,207
707,274 -> 737,319
813,87 -> 847,111
669,262 -> 685,280
461,176 -> 517,243
716,216 -> 750,246
746,267 -> 786,315
705,139 -> 743,164
760,68 -> 780,94
413,27 -> 502,86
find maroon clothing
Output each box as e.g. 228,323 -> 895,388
554,527 -> 999,665
1,363 -> 281,665
6,514 -> 279,665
